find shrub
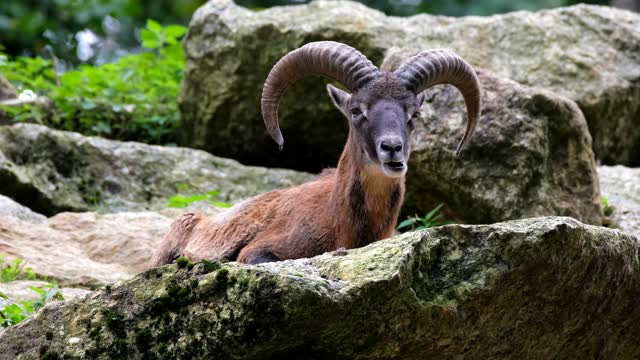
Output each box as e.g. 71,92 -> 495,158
0,283 -> 63,327
0,20 -> 186,145
0,256 -> 36,283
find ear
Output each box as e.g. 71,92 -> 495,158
326,84 -> 351,118
416,91 -> 426,108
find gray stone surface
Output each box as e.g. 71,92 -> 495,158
180,0 -> 640,168
0,195 -> 46,223
1,217 -> 639,359
0,123 -> 312,215
598,165 -> 640,236
403,71 -> 600,224
0,211 -> 176,287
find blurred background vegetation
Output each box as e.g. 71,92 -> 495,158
1,0 -> 613,67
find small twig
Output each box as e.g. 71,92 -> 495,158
45,46 -> 61,87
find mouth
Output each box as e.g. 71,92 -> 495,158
386,161 -> 404,170
382,161 -> 407,177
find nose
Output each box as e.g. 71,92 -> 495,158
380,138 -> 403,154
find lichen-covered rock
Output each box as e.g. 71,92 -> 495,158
181,0 -> 640,167
599,165 -> 640,236
0,123 -> 312,215
1,217 -> 639,359
402,71 -> 600,224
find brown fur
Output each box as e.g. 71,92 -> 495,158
149,133 -> 404,266
150,73 -> 424,266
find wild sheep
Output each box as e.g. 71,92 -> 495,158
151,41 -> 481,265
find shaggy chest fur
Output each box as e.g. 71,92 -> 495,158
332,167 -> 404,249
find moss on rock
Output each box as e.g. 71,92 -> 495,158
1,217 -> 639,359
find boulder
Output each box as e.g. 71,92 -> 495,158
0,210 -> 176,287
598,165 -> 640,236
1,217 -> 639,359
402,71 -> 600,224
0,194 -> 46,223
0,195 -> 231,288
180,0 -> 640,168
0,123 -> 312,216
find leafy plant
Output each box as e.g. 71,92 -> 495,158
0,0 -> 204,66
167,187 -> 232,209
0,20 -> 187,145
0,283 -> 63,327
397,203 -> 450,232
601,195 -> 614,217
0,256 -> 36,283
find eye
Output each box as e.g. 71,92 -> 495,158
407,112 -> 419,129
351,108 -> 362,117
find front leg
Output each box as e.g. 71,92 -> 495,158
238,245 -> 282,264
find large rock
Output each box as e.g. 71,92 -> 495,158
181,0 -> 640,168
0,210 -> 176,287
0,195 -> 230,288
0,123 -> 312,215
0,194 -> 46,223
402,71 -> 600,224
599,165 -> 640,236
1,217 -> 639,359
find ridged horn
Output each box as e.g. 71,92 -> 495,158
394,49 -> 481,157
261,41 -> 380,148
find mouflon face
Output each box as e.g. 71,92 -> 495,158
327,73 -> 425,178
262,42 -> 480,166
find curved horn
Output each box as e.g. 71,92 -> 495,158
394,49 -> 481,157
261,41 -> 380,148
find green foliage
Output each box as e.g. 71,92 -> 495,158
601,195 -> 615,216
0,283 -> 63,327
0,0 -> 204,64
0,21 -> 186,144
397,203 -> 450,232
167,187 -> 232,209
0,256 -> 36,283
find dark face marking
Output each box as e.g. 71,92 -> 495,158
327,73 -> 424,178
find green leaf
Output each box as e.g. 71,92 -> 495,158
146,19 -> 163,34
211,201 -> 232,208
140,28 -> 160,49
163,25 -> 187,39
423,203 -> 444,221
396,218 -> 416,230
160,43 -> 184,62
28,286 -> 46,296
